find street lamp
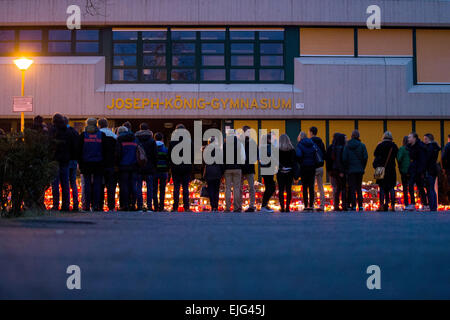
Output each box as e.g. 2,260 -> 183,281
13,57 -> 33,132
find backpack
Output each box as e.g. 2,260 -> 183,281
313,143 -> 324,168
136,144 -> 148,168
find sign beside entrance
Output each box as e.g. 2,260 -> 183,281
13,96 -> 33,112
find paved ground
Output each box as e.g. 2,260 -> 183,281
0,211 -> 449,300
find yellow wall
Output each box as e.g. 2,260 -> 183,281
300,28 -> 354,56
387,120 -> 412,183
358,121 -> 384,183
234,120 -> 258,142
415,121 -> 441,143
301,120 -> 326,143
417,29 -> 450,83
329,120 -> 355,140
445,121 -> 450,145
358,29 -> 412,56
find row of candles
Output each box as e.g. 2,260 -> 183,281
43,179 -> 450,212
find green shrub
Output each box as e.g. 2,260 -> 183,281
0,129 -> 58,217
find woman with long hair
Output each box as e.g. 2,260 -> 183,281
326,133 -> 347,211
278,134 -> 297,212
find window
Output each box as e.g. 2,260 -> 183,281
112,28 -> 286,83
0,30 -> 15,54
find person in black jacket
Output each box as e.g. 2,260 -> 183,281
424,133 -> 441,211
406,132 -> 428,211
203,137 -> 223,212
153,132 -> 169,212
296,131 -> 319,211
241,126 -> 257,212
79,118 -> 107,212
309,126 -> 326,211
443,134 -> 450,201
135,123 -> 157,212
260,134 -> 276,213
49,113 -> 74,212
373,131 -> 399,211
277,134 -> 297,213
326,133 -> 347,211
64,116 -> 80,211
169,124 -> 193,212
223,131 -> 245,212
98,118 -> 117,212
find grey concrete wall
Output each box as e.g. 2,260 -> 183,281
0,0 -> 449,27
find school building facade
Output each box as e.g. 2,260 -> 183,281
0,0 -> 449,181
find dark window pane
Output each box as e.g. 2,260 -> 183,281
172,42 -> 195,54
143,69 -> 167,81
230,69 -> 255,81
231,43 -> 253,54
230,31 -> 255,40
260,69 -> 284,81
200,31 -> 225,40
171,69 -> 196,81
143,43 -> 165,54
142,31 -> 167,40
201,43 -> 224,54
143,55 -> 166,67
19,30 -> 42,40
0,42 -> 15,53
48,41 -> 71,53
172,55 -> 195,67
113,31 -> 137,41
76,42 -> 99,53
19,42 -> 41,53
76,30 -> 99,41
113,69 -> 137,81
114,43 -> 136,54
114,55 -> 137,66
201,69 -> 225,81
231,55 -> 254,66
260,43 -> 283,54
49,30 -> 71,41
202,55 -> 224,66
260,55 -> 283,66
0,30 -> 14,41
172,31 -> 196,40
259,31 -> 284,40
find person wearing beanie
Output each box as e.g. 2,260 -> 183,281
373,131 -> 398,211
78,117 -> 106,212
98,118 -> 117,212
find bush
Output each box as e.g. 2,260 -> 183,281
0,129 -> 58,217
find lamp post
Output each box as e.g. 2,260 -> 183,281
13,57 -> 33,132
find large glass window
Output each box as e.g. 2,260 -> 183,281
112,28 -> 285,83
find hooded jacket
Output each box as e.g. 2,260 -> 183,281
342,138 -> 368,174
49,121 -> 74,166
397,145 -> 410,175
99,127 -> 117,169
135,130 -> 157,175
296,138 -> 317,167
78,125 -> 107,174
407,139 -> 427,175
115,131 -> 138,171
425,141 -> 441,177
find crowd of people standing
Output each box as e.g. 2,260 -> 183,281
33,113 -> 450,213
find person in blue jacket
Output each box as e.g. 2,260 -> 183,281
296,131 -> 319,211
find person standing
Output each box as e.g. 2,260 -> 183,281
342,130 -> 368,211
296,131 -> 318,212
169,124 -> 193,212
241,126 -> 257,212
78,118 -> 106,212
326,133 -> 347,211
442,134 -> 450,202
223,131 -> 245,212
98,118 -> 117,212
373,131 -> 399,211
260,134 -> 276,213
49,113 -> 74,212
153,132 -> 169,212
406,132 -> 428,211
277,134 -> 296,213
135,123 -> 157,212
423,133 -> 441,211
116,126 -> 138,211
203,137 -> 223,212
397,136 -> 411,209
309,126 -> 326,211
64,117 -> 80,212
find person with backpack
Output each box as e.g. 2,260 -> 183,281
397,136 -> 411,209
343,130 -> 368,211
406,132 -> 428,211
373,131 -> 399,212
153,132 -> 169,212
78,118 -> 106,212
296,131 -> 319,212
309,126 -> 326,211
423,133 -> 441,211
203,137 -> 223,212
326,133 -> 347,211
277,134 -> 297,213
135,123 -> 157,212
49,113 -> 75,212
115,126 -> 139,211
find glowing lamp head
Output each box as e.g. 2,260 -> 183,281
13,58 -> 33,71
